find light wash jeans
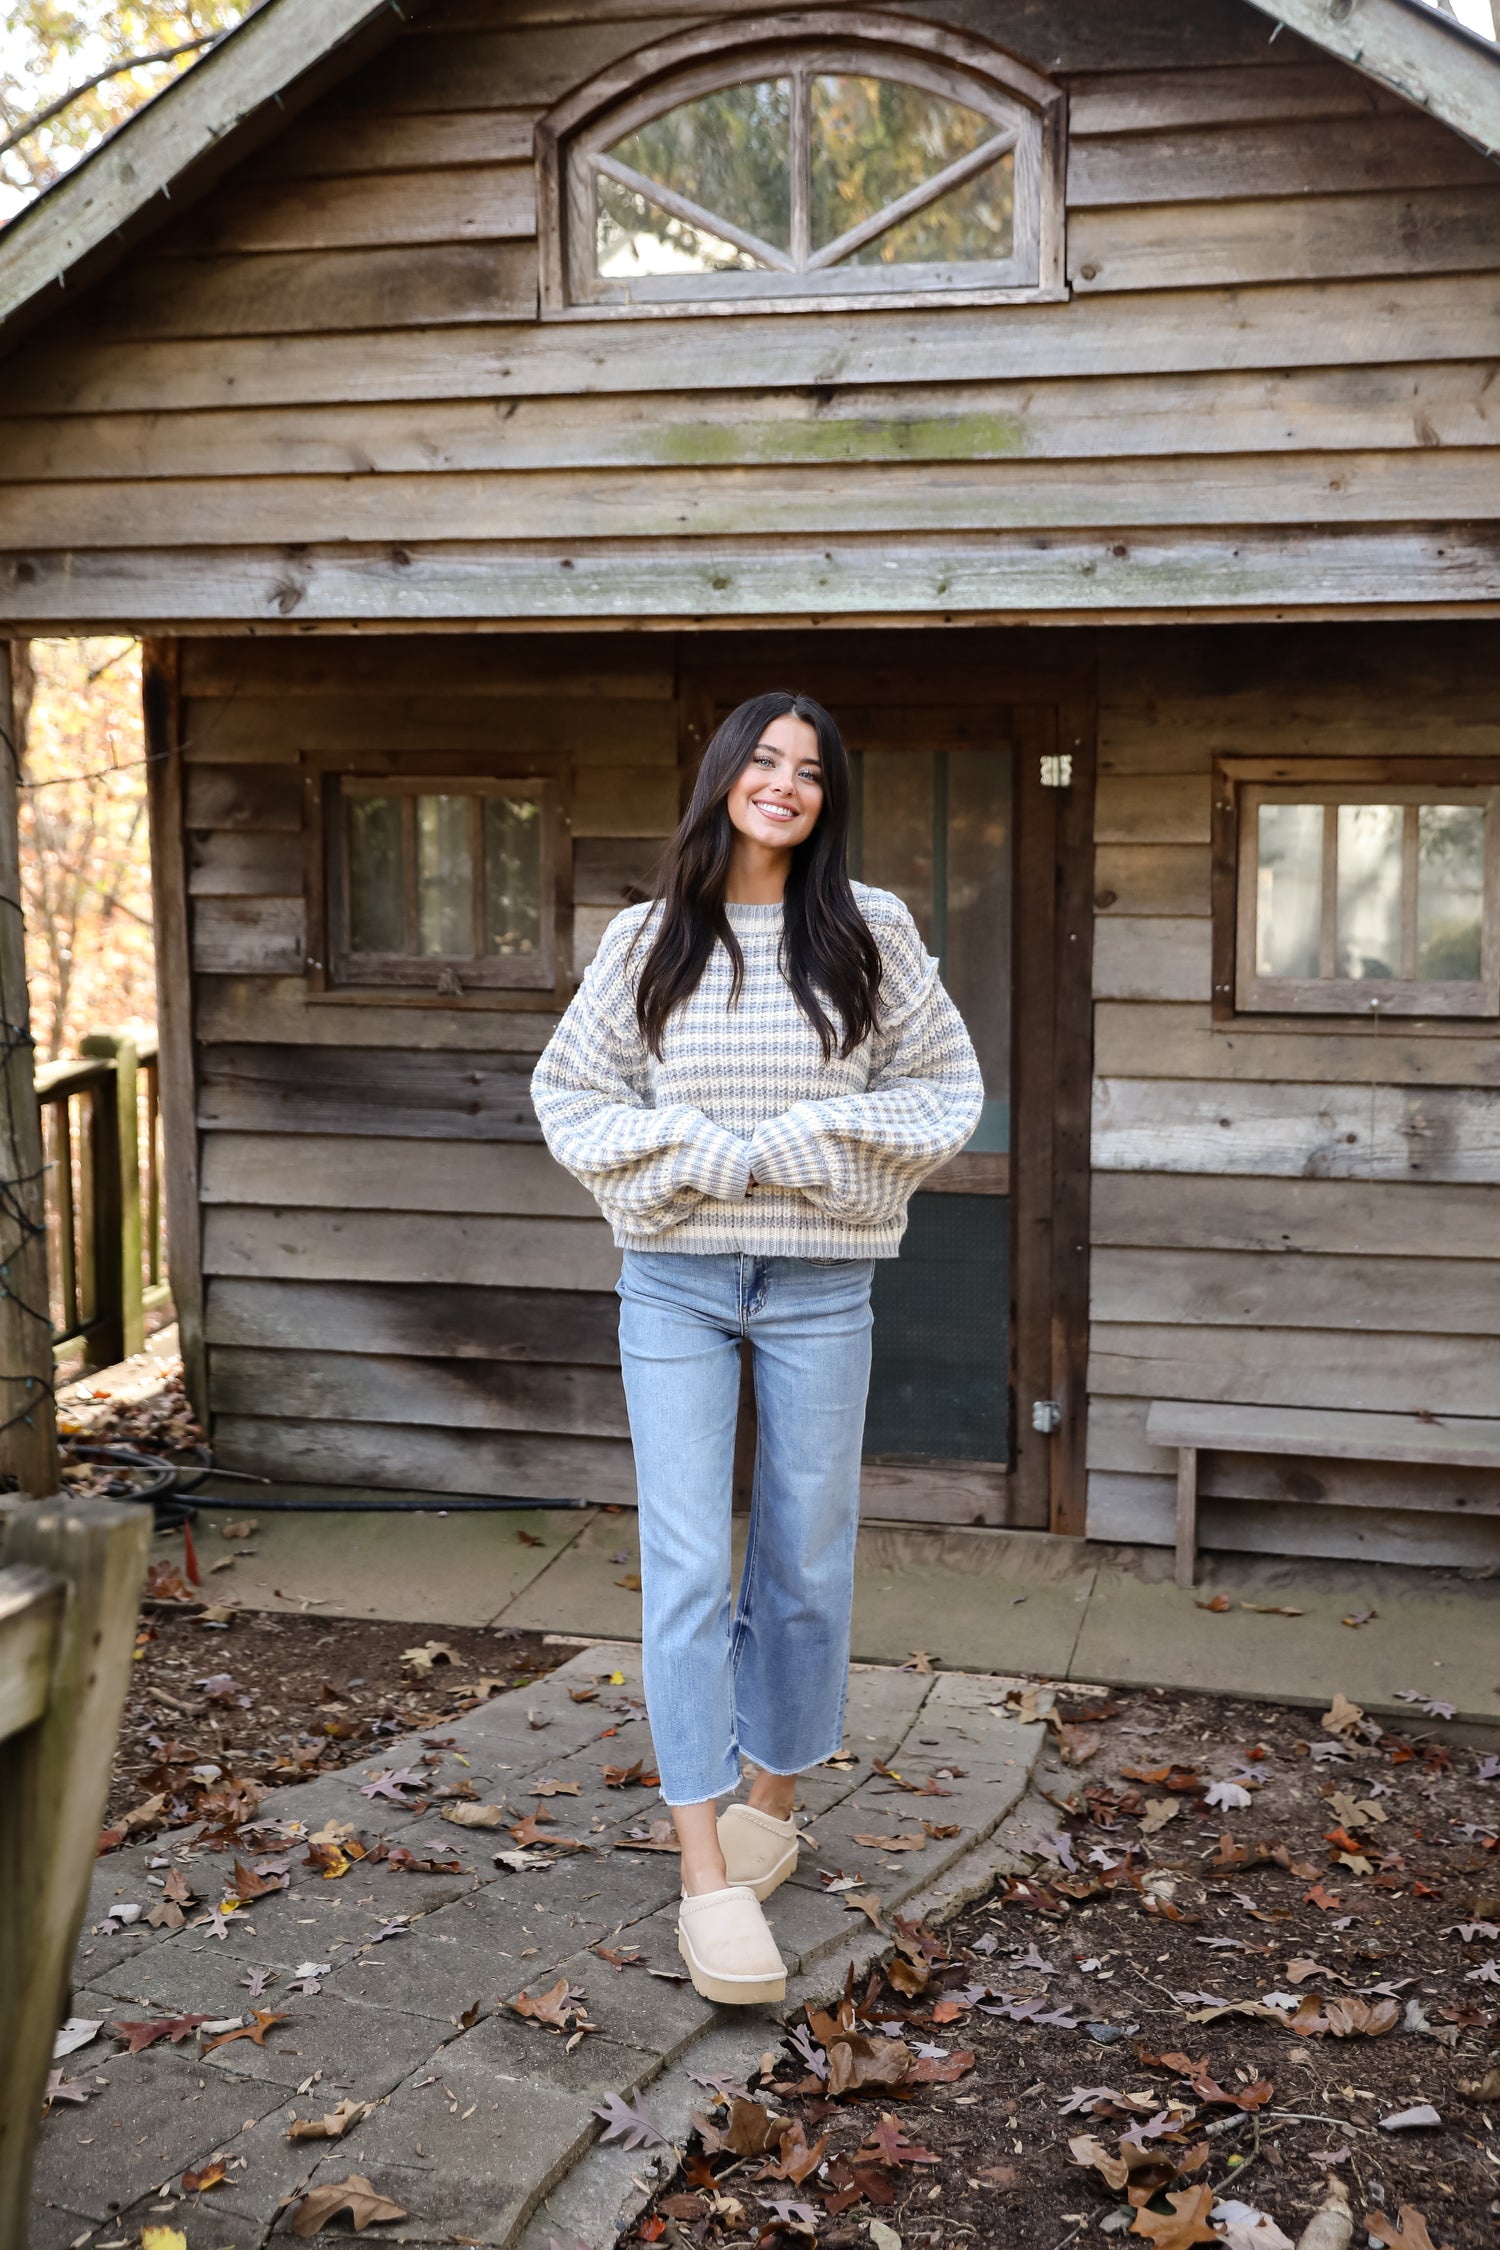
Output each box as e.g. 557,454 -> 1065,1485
617,1249 -> 875,1806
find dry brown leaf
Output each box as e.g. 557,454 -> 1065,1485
725,2097 -> 783,2156
201,2009 -> 288,2054
530,1778 -> 581,1797
1139,1797 -> 1182,1835
1366,2208 -> 1452,2250
402,1641 -> 461,1673
1321,1692 -> 1364,1738
440,1802 -> 507,1829
761,2119 -> 828,2184
1195,1594 -> 1231,1613
852,1831 -> 927,1852
1070,2132 -> 1129,2193
217,1518 -> 257,1539
906,1650 -> 935,1673
1240,1602 -> 1304,1616
1052,1721 -> 1103,1766
825,2031 -> 913,2097
288,2173 -> 407,2236
844,1891 -> 885,1932
181,2159 -> 226,2192
509,1977 -> 593,2032
287,2098 -> 368,2141
1131,2184 -> 1218,2247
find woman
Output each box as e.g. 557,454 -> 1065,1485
531,691 -> 982,2007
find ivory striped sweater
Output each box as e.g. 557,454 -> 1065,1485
530,885 -> 983,1257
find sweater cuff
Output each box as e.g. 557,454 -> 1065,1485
680,1119 -> 754,1202
749,1107 -> 834,1193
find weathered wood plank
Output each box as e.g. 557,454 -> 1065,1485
209,1344 -> 629,1436
574,904 -> 616,975
181,637 -> 675,699
192,897 -> 305,974
574,768 -> 679,837
199,1045 -> 543,1140
253,107 -> 537,178
202,1204 -> 620,1290
14,451 -> 1500,548
1092,919 -> 1211,1002
1089,1321 -> 1500,1415
1091,1392 -> 1500,1501
204,1275 -> 621,1362
574,836 -> 661,905
200,1133 -> 593,1217
1093,1244 -> 1500,1335
184,764 -> 302,833
1067,62 -> 1403,135
859,1459 -> 1011,1528
76,243 -> 540,339
1092,1170 -> 1500,1259
1093,1077 -> 1500,1182
1093,846 -> 1210,918
1085,1471 -> 1500,1569
183,693 -> 675,765
211,1413 -> 637,1501
176,165 -> 535,255
0,1568 -> 61,1746
1093,1000 -> 1500,1086
342,20 -> 711,114
21,363 -> 1500,483
12,528 -> 1500,627
1071,186 -> 1500,294
195,976 -> 558,1051
22,275 -> 1500,413
1095,774 -> 1211,846
1146,1395 -> 1500,1465
187,831 -> 304,897
1069,114 -> 1494,208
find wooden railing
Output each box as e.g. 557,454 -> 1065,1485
36,1031 -> 171,1371
0,1494 -> 152,2238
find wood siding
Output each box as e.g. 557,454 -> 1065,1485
1087,623 -> 1500,1570
2,0 -> 1500,623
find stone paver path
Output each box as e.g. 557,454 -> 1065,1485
35,1644 -> 1048,2248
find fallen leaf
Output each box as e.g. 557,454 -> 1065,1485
906,1650 -> 935,1673
288,2173 -> 408,2235
1140,1798 -> 1182,1836
852,1831 -> 927,1852
1071,2132 -> 1129,2193
1342,1609 -> 1376,1629
530,1777 -> 582,1797
1366,2208 -> 1452,2250
825,2031 -> 913,2096
181,2159 -> 227,2192
1305,1883 -> 1345,1913
441,1802 -> 507,1829
567,1685 -> 598,1703
111,2014 -> 210,2053
516,1527 -> 545,1545
1195,1593 -> 1231,1612
510,1977 -> 594,2033
1321,1693 -> 1364,1738
1240,1602 -> 1304,1616
1131,2184 -> 1218,2247
401,1640 -> 460,1673
140,2231 -> 188,2250
912,2049 -> 976,2084
614,1572 -> 643,1591
201,2009 -> 289,2053
724,2097 -> 782,2156
1379,2104 -> 1442,2132
845,1891 -> 886,1932
979,2164 -> 1017,2185
592,2088 -> 669,2148
602,1759 -> 645,1788
855,2114 -> 939,2168
287,2098 -> 369,2141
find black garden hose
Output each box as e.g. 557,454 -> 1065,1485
67,1443 -> 592,1529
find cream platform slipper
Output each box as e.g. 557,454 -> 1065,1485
678,1884 -> 787,2006
718,1802 -> 799,1901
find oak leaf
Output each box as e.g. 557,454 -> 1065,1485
1130,2184 -> 1219,2247
201,2009 -> 288,2053
111,2014 -> 210,2052
1366,2208 -> 1452,2250
288,2173 -> 408,2235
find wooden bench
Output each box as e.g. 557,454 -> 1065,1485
0,1495 -> 150,2241
1145,1400 -> 1500,1590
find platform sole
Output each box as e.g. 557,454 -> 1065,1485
677,1927 -> 787,2006
727,1846 -> 798,1902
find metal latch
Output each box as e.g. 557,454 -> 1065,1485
1031,1399 -> 1062,1435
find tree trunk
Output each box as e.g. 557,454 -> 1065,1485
0,643 -> 60,1495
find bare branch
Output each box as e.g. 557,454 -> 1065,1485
0,36 -> 222,162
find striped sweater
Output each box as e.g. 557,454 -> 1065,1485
530,885 -> 984,1257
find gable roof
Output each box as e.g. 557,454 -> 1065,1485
0,0 -> 1496,348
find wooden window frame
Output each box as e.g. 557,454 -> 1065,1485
1213,756 -> 1500,1024
303,755 -> 567,1005
536,10 -> 1067,320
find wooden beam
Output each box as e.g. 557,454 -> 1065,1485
0,0 -> 422,344
1236,0 -> 1500,162
0,645 -> 58,1495
142,642 -> 207,1419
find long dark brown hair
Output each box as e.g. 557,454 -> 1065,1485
634,690 -> 882,1061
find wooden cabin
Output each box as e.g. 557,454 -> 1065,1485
3,0 -> 1500,1571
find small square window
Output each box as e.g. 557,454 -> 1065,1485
1219,762 -> 1500,1018
322,774 -> 555,993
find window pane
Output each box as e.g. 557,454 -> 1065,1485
347,794 -> 403,955
1337,803 -> 1402,980
846,149 -> 1014,266
1417,803 -> 1485,980
608,80 -> 791,250
483,797 -> 543,956
597,175 -> 762,276
1256,801 -> 1322,978
811,75 -> 998,251
860,750 -> 934,943
415,795 -> 473,957
945,750 -> 1011,1148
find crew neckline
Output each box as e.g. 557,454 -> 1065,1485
723,899 -> 785,923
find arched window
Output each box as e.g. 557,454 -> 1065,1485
538,12 -> 1065,315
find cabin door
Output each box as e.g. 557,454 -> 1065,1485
683,655 -> 1090,1535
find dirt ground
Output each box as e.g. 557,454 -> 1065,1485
630,1683 -> 1500,2250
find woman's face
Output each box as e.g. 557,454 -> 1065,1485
725,713 -> 825,854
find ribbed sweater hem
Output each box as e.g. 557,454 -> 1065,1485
612,1208 -> 906,1258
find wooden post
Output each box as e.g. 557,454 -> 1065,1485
141,641 -> 207,1419
1175,1446 -> 1198,1590
0,1493 -> 150,2238
81,1032 -> 144,1363
0,644 -> 59,1494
